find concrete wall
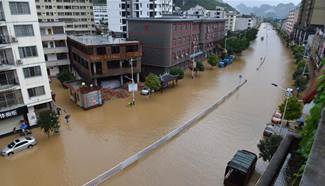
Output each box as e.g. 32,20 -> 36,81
128,21 -> 172,69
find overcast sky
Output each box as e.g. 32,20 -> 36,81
224,0 -> 301,7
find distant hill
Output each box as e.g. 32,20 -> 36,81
174,0 -> 236,11
236,3 -> 296,19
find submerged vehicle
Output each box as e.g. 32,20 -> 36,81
263,124 -> 275,137
271,111 -> 282,124
219,56 -> 235,68
1,136 -> 37,156
224,150 -> 257,186
218,60 -> 226,68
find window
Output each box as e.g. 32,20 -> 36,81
9,2 -> 30,15
23,66 -> 42,78
28,86 -> 45,98
96,47 -> 106,55
126,45 -> 138,52
14,25 -> 34,37
15,141 -> 28,148
56,53 -> 67,60
19,46 -> 38,58
111,46 -> 120,54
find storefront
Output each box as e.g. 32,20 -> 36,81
0,106 -> 28,136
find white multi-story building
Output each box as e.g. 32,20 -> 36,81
184,5 -> 236,32
39,22 -> 69,77
36,0 -> 95,35
0,0 -> 52,136
107,0 -> 173,37
225,11 -> 236,32
94,4 -> 108,25
235,15 -> 257,31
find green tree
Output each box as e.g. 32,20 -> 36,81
207,55 -> 219,67
57,70 -> 75,83
245,28 -> 258,41
195,61 -> 205,71
257,135 -> 283,161
37,110 -> 60,138
169,67 -> 184,79
278,96 -> 303,120
144,73 -> 161,91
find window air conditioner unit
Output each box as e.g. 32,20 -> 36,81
11,37 -> 18,42
16,59 -> 22,65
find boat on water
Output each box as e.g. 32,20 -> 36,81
261,36 -> 264,41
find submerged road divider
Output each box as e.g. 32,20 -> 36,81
83,79 -> 248,186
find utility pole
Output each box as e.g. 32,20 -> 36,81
130,58 -> 135,106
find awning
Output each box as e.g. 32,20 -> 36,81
190,51 -> 204,58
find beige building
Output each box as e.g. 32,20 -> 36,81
36,0 -> 95,35
282,8 -> 299,35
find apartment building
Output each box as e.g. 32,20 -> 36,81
107,0 -> 173,37
184,5 -> 236,33
0,0 -> 52,136
40,22 -> 69,76
128,17 -> 226,74
67,35 -> 142,87
185,5 -> 226,19
93,4 -> 108,25
282,8 -> 299,36
235,15 -> 256,31
36,0 -> 95,35
225,11 -> 236,32
293,0 -> 325,44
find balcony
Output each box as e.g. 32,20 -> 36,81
0,70 -> 19,92
46,59 -> 70,67
0,49 -> 15,70
0,90 -> 24,112
43,47 -> 68,54
41,34 -> 67,41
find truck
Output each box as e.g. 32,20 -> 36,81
224,150 -> 257,186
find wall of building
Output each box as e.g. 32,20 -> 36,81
235,16 -> 256,31
0,0 -> 52,134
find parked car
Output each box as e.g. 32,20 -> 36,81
1,136 -> 37,156
224,150 -> 257,186
140,87 -> 151,96
271,111 -> 282,124
263,124 -> 275,137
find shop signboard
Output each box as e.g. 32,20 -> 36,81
0,106 -> 28,120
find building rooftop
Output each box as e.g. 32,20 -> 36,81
68,35 -> 139,46
127,16 -> 226,23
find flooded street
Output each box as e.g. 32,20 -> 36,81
0,23 -> 294,186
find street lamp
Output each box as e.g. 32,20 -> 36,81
224,33 -> 228,54
125,58 -> 136,106
271,83 -> 293,136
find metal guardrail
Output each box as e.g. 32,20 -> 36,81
83,79 -> 248,186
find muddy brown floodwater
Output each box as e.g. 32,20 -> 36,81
0,23 -> 293,186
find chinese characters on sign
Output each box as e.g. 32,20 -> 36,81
0,106 -> 28,120
0,110 -> 18,119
